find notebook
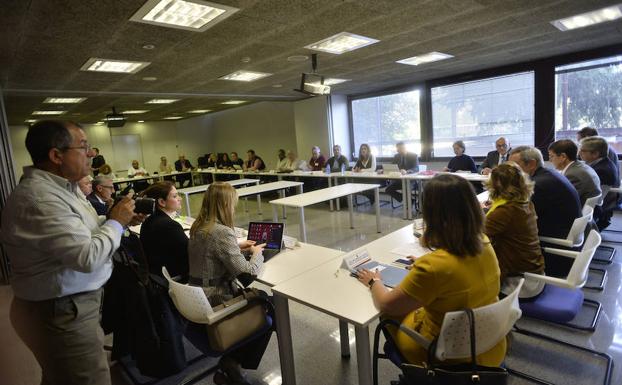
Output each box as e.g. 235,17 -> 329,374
247,222 -> 284,260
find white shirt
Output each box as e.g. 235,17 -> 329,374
128,166 -> 148,177
1,167 -> 123,300
275,157 -> 288,171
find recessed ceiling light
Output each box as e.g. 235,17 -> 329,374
95,121 -> 105,125
130,0 -> 238,32
142,44 -> 156,50
221,100 -> 246,105
25,119 -> 37,123
80,58 -> 151,74
138,120 -> 145,123
122,110 -> 150,114
142,76 -> 158,81
219,70 -> 272,82
163,116 -> 183,120
43,97 -> 86,104
187,109 -> 211,113
304,32 -> 379,55
272,84 -> 283,88
146,99 -> 180,104
396,52 -> 454,66
32,110 -> 66,115
287,55 -> 309,62
551,4 -> 622,31
241,56 -> 251,63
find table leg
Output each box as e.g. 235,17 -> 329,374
272,205 -> 279,222
336,177 -> 341,211
274,294 -> 297,385
375,188 -> 381,233
184,193 -> 191,217
407,181 -> 414,220
257,194 -> 262,216
402,179 -> 408,220
328,177 -> 334,211
244,197 -> 248,212
299,207 -> 307,243
339,320 -> 351,358
280,190 -> 287,219
355,325 -> 372,385
348,194 -> 354,229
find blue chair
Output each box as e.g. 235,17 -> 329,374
162,267 -> 274,384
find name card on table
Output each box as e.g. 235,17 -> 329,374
340,249 -> 371,272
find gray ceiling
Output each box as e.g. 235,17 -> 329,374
2,0 -> 622,125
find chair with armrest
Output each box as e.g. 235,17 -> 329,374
592,186 -> 618,264
162,267 -> 274,381
584,193 -> 603,210
538,206 -> 592,248
372,279 -> 524,385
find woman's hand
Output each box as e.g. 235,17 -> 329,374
239,239 -> 256,251
406,256 -> 416,270
250,243 -> 266,255
356,268 -> 382,287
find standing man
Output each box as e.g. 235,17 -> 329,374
326,144 -> 349,172
174,154 -> 193,187
385,142 -> 419,203
88,175 -> 116,215
1,120 -> 140,385
481,137 -> 511,175
91,147 -> 105,176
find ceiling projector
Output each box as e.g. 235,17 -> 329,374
105,106 -> 126,128
294,54 -> 331,96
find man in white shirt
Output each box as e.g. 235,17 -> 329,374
548,139 -> 601,206
128,159 -> 148,177
1,120 -> 140,385
275,149 -> 288,171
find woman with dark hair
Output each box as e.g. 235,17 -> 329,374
445,140 -> 477,173
356,174 -> 505,366
217,153 -> 232,169
140,181 -> 189,280
353,143 -> 376,172
484,162 -> 544,298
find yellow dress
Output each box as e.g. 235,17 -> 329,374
393,237 -> 506,366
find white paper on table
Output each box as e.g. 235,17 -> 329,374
391,242 -> 423,257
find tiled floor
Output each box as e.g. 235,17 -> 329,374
1,191 -> 621,385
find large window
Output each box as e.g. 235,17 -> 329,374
555,55 -> 622,153
351,89 -> 421,158
431,72 -> 535,157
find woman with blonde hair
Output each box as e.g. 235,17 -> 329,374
484,162 -> 545,298
98,163 -> 116,179
188,182 -> 269,384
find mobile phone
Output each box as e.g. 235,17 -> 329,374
393,258 -> 413,267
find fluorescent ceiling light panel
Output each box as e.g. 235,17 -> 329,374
221,100 -> 245,105
551,4 -> 622,31
163,116 -> 183,120
32,110 -> 66,115
322,78 -> 350,85
304,32 -> 379,55
122,110 -> 150,114
25,119 -> 37,123
80,58 -> 150,74
43,97 -> 86,104
219,70 -> 272,82
130,0 -> 238,32
397,52 -> 454,66
188,109 -> 211,113
146,99 -> 180,104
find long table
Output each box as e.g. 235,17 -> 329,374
269,183 -> 382,243
113,171 -> 193,186
235,180 -> 304,218
177,178 -> 260,216
271,224 -> 427,385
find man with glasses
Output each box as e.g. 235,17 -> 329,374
1,120 -> 143,385
88,175 -> 115,215
481,137 -> 511,175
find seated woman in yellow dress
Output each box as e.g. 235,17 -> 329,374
356,174 -> 505,366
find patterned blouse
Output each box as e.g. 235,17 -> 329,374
188,222 -> 263,304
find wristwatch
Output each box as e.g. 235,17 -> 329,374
368,278 -> 380,288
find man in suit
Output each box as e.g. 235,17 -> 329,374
481,137 -> 511,175
577,127 -> 619,177
385,142 -> 419,202
326,144 -> 349,172
509,146 -> 582,239
174,154 -> 193,187
548,139 -> 601,205
87,175 -> 115,215
580,136 -> 620,230
91,147 -> 105,176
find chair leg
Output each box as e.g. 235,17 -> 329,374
116,353 -> 217,385
584,267 -> 607,291
506,327 -> 613,385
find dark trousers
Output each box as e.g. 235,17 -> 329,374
385,180 -> 417,202
10,289 -> 110,385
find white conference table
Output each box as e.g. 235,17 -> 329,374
113,171 -> 193,186
235,180 -> 304,218
177,178 -> 260,216
269,183 -> 382,243
271,224 -> 428,385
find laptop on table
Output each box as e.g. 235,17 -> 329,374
247,222 -> 284,261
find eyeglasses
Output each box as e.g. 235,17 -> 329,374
101,185 -> 114,190
496,143 -> 508,148
61,143 -> 92,153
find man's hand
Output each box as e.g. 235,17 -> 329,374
129,213 -> 147,226
481,167 -> 492,175
108,195 -> 135,227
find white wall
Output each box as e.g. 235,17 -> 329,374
208,101 -> 297,169
329,94 -> 351,160
294,96 -> 331,163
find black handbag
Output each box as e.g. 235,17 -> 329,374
396,308 -> 508,385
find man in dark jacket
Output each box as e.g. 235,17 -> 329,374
385,142 -> 419,202
580,136 -> 620,230
87,175 -> 115,215
91,147 -> 106,176
325,144 -> 349,172
174,155 -> 193,187
481,137 -> 511,175
509,146 -> 582,239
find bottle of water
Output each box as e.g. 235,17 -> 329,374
340,163 -> 346,176
325,164 -> 331,174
